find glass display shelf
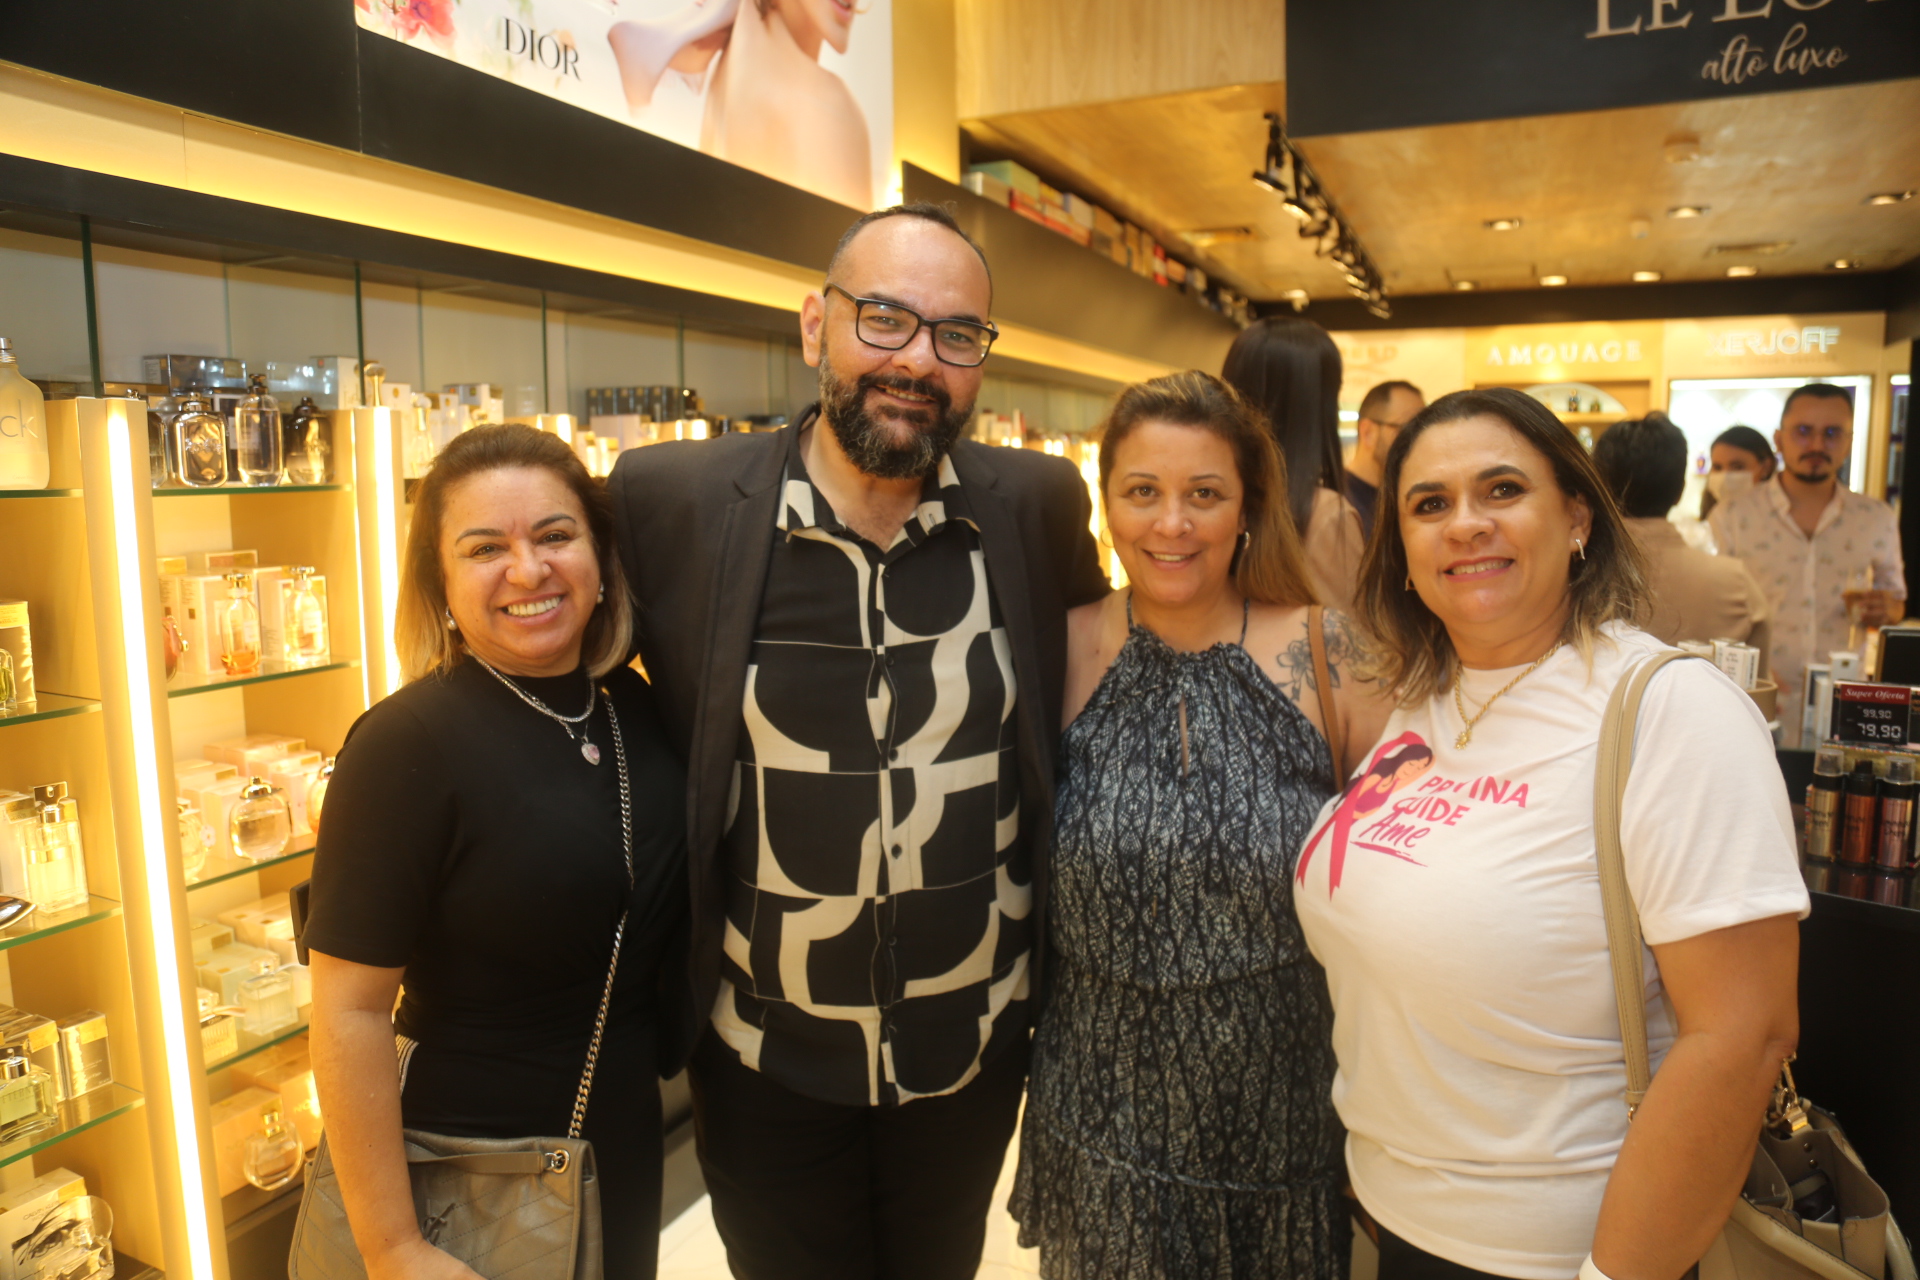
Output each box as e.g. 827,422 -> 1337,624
0,1082 -> 142,1172
0,487 -> 80,499
0,693 -> 101,728
0,895 -> 122,953
187,835 -> 315,892
152,483 -> 349,497
167,659 -> 357,699
207,1007 -> 310,1075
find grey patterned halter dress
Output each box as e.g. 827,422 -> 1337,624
1011,606 -> 1348,1280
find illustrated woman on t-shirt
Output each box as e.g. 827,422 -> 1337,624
1296,731 -> 1434,893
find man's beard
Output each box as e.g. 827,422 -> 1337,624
819,358 -> 972,481
1790,453 -> 1833,482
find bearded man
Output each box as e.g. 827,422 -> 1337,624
609,203 -> 1109,1280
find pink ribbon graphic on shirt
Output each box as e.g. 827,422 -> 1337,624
1296,731 -> 1435,895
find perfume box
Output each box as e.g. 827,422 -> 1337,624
0,601 -> 36,709
197,943 -> 279,1006
197,987 -> 237,1062
204,733 -> 305,772
0,794 -> 33,901
193,549 -> 259,574
209,1087 -> 281,1196
53,1011 -> 110,1099
264,752 -> 324,836
189,777 -> 250,850
0,1009 -> 60,1099
219,895 -> 296,963
189,919 -> 234,962
0,1166 -> 86,1280
258,573 -> 327,669
234,1053 -> 322,1151
167,574 -> 229,679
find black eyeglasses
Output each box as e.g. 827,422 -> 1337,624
824,284 -> 998,368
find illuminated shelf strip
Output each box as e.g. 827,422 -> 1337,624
0,1083 -> 143,1171
186,838 -> 315,892
151,484 -> 350,498
0,693 -> 101,728
167,659 -> 359,699
0,488 -> 81,499
206,1008 -> 310,1075
0,895 -> 122,954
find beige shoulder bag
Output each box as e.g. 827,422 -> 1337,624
289,698 -> 638,1280
1596,651 -> 1916,1280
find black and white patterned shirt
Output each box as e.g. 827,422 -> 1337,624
711,425 -> 1029,1106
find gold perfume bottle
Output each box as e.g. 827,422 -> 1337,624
219,573 -> 261,676
287,567 -> 328,665
0,1044 -> 57,1142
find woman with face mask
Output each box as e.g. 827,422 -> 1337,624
1699,425 -> 1776,521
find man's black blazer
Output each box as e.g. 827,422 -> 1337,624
606,408 -> 1110,1041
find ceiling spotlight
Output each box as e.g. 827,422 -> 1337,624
1484,217 -> 1523,232
1726,264 -> 1759,278
1281,288 -> 1310,313
1540,274 -> 1569,287
1453,280 -> 1477,291
1631,270 -> 1663,282
1828,258 -> 1860,270
1865,190 -> 1915,206
1667,205 -> 1708,219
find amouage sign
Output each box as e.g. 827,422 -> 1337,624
1286,0 -> 1918,136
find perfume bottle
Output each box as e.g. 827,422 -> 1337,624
170,392 -> 228,487
219,573 -> 261,675
233,374 -> 284,485
0,1044 -> 57,1143
147,400 -> 173,486
161,607 -> 185,680
0,648 -> 14,714
283,396 -> 330,484
34,1194 -> 113,1279
27,784 -> 90,913
307,756 -> 336,836
244,1101 -> 302,1190
287,567 -> 328,664
229,779 -> 290,861
198,988 -> 237,1062
0,338 -> 49,491
236,955 -> 297,1035
177,799 -> 211,881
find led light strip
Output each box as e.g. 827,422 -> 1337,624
104,404 -> 216,1279
370,408 -> 404,697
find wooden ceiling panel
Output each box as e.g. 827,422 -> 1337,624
965,79 -> 1920,303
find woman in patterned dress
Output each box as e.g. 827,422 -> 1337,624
1011,371 -> 1394,1278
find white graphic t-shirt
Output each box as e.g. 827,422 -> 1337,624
1294,624 -> 1809,1279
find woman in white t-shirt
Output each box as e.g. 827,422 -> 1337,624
1295,387 -> 1809,1280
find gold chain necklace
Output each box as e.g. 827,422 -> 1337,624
1451,644 -> 1561,749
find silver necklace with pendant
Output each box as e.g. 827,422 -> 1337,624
471,654 -> 603,764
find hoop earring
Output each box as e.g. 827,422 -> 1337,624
1238,530 -> 1251,551
1575,538 -> 1586,561
444,607 -> 458,632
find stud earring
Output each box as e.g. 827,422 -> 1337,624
1239,530 -> 1251,550
597,585 -> 605,604
1405,573 -> 1414,590
444,607 -> 458,632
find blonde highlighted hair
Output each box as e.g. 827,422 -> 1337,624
395,425 -> 634,683
1097,370 -> 1318,608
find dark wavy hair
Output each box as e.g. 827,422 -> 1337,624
1356,387 -> 1650,701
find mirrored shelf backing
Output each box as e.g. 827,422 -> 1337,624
0,488 -> 81,499
0,895 -> 122,953
206,1008 -> 310,1075
186,836 -> 315,892
0,1083 -> 143,1172
152,484 -> 349,498
0,693 -> 101,728
167,660 -> 358,699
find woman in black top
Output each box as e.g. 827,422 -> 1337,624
306,425 -> 688,1280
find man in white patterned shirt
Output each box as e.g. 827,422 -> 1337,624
1711,383 -> 1905,746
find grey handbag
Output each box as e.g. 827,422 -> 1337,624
1595,651 -> 1917,1280
288,695 -> 638,1280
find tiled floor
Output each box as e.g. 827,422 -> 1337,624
656,1138 -> 1040,1279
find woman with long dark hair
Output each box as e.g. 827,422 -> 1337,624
1222,316 -> 1367,611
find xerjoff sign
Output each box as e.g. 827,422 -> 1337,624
1285,0 -> 1920,136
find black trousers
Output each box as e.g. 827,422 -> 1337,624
1376,1226 -> 1517,1280
687,1034 -> 1028,1280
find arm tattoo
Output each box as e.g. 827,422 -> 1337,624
1274,609 -> 1359,704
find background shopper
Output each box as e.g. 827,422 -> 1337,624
1221,317 -> 1368,611
607,203 -> 1109,1280
1710,384 -> 1904,746
1299,388 -> 1808,1280
1012,371 -> 1393,1279
1698,425 -> 1776,523
1593,413 -> 1770,652
306,425 -> 690,1280
1345,380 -> 1425,530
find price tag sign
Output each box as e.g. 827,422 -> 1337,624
1832,682 -> 1916,747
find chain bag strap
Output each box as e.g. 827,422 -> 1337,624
1307,605 -> 1346,780
1594,651 -> 1915,1280
291,684 -> 637,1280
